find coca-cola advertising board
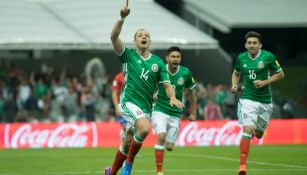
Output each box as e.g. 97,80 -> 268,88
0,119 -> 306,149
0,122 -> 98,148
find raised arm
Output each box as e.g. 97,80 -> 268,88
110,0 -> 130,55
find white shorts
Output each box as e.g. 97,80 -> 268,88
118,102 -> 150,132
237,99 -> 273,131
151,111 -> 180,144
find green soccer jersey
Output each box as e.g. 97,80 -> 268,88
234,49 -> 282,103
119,48 -> 170,113
153,65 -> 196,118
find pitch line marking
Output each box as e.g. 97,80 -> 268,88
0,168 -> 307,175
173,153 -> 307,169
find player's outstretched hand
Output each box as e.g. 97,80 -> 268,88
170,98 -> 184,109
120,0 -> 130,18
231,85 -> 238,93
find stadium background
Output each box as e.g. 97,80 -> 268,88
0,0 -> 306,123
0,0 -> 307,175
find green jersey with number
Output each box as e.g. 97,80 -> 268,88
154,65 -> 196,117
119,48 -> 170,113
234,49 -> 282,103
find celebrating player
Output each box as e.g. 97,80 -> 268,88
152,46 -> 197,175
105,1 -> 184,175
231,31 -> 284,175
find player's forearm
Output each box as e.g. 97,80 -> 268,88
188,89 -> 197,115
231,71 -> 240,87
112,91 -> 119,105
110,19 -> 125,55
110,19 -> 124,42
164,83 -> 176,100
265,71 -> 285,85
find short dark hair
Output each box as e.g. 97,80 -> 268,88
167,46 -> 181,55
245,31 -> 262,43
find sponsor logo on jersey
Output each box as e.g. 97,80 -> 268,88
178,77 -> 184,85
257,61 -> 264,69
151,64 -> 158,72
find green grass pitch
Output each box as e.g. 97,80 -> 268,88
0,145 -> 306,175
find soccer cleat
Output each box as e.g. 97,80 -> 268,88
120,162 -> 133,175
104,167 -> 111,175
238,164 -> 247,175
157,172 -> 164,175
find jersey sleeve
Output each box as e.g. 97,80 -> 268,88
185,69 -> 196,89
234,56 -> 242,72
268,53 -> 282,73
118,47 -> 131,63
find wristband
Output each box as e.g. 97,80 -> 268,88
119,16 -> 125,22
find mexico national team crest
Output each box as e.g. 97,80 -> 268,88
178,77 -> 184,85
257,61 -> 264,69
151,64 -> 158,72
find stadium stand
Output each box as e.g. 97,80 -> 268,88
183,0 -> 307,33
0,0 -> 218,49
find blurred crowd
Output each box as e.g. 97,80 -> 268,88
0,60 -> 295,123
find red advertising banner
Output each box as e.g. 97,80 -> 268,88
0,122 -> 99,148
0,119 -> 306,149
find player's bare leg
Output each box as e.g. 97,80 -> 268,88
165,142 -> 174,152
254,129 -> 264,139
254,116 -> 267,139
120,123 -> 127,142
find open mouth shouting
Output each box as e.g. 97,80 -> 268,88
141,40 -> 147,45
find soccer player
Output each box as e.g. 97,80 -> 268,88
152,46 -> 197,175
231,31 -> 284,175
112,71 -> 127,142
105,1 -> 184,175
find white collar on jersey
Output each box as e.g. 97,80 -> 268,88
139,53 -> 152,60
248,49 -> 261,60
